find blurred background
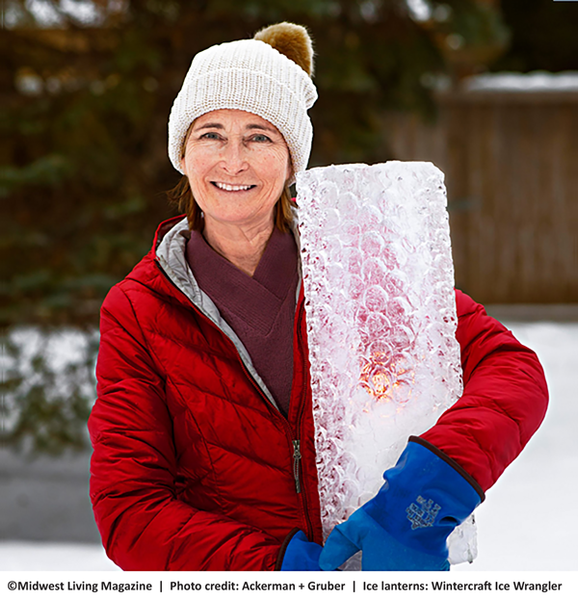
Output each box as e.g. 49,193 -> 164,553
1,0 -> 577,570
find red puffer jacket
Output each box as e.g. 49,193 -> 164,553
88,217 -> 548,571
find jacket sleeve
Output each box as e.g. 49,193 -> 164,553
419,289 -> 548,492
88,284 -> 280,571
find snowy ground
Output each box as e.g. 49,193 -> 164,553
0,542 -> 119,571
453,321 -> 578,571
1,321 -> 576,571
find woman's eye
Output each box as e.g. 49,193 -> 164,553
251,134 -> 271,143
200,132 -> 220,140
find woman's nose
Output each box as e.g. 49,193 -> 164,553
220,140 -> 248,174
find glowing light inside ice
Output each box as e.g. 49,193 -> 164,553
296,162 -> 476,566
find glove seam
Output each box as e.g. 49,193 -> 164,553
408,436 -> 486,502
275,527 -> 301,570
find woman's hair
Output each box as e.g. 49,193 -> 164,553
167,177 -> 294,233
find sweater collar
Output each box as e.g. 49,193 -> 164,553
186,227 -> 298,335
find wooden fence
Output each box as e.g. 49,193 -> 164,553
385,89 -> 578,304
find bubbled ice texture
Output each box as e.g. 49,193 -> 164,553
296,162 -> 475,567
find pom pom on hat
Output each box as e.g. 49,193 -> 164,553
167,23 -> 318,180
254,22 -> 314,76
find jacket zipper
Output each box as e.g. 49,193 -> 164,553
292,440 -> 302,493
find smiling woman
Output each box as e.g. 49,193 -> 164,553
87,21 -> 548,574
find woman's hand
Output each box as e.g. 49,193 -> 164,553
277,529 -> 323,571
319,440 -> 483,571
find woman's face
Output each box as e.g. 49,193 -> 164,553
180,109 -> 291,232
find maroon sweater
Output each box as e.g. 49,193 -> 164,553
186,228 -> 299,415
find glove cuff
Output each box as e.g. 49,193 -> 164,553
275,528 -> 301,570
409,436 -> 485,502
277,529 -> 323,571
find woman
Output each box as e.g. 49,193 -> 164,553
88,23 -> 548,571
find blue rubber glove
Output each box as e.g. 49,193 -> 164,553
319,438 -> 484,571
278,529 -> 323,571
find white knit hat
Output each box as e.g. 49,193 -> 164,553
167,25 -> 318,180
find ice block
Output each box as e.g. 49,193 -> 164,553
296,162 -> 476,567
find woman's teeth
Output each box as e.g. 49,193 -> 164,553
213,182 -> 254,191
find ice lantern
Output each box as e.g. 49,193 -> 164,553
296,162 -> 477,567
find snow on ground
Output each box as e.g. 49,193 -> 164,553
454,322 -> 578,571
0,542 -> 119,571
1,321 -> 576,571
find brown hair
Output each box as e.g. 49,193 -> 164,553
167,176 -> 295,233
